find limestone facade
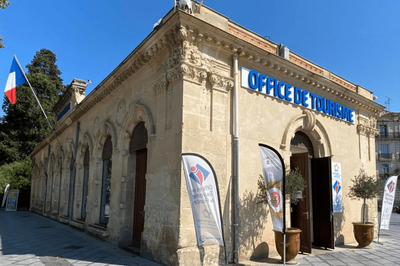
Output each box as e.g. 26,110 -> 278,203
30,3 -> 385,265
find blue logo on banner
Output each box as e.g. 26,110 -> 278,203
388,181 -> 396,193
333,180 -> 341,194
189,164 -> 209,185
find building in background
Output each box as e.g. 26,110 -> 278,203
376,111 -> 400,204
30,2 -> 385,265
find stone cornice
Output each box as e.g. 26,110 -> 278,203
228,25 -> 277,54
289,53 -> 324,77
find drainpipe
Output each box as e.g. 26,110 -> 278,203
68,121 -> 80,222
232,53 -> 240,264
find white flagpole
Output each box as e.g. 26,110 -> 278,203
13,55 -> 54,131
13,54 -> 61,147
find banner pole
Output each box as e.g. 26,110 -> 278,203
376,211 -> 381,244
283,232 -> 286,265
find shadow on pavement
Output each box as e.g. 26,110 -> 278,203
0,211 -> 143,265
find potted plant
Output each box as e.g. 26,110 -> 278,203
347,167 -> 382,248
257,167 -> 306,262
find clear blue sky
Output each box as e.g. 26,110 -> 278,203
1,0 -> 400,116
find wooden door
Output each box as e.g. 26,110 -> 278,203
290,152 -> 312,254
132,148 -> 147,248
311,157 -> 334,249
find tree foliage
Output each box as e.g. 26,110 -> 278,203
347,167 -> 382,223
0,157 -> 32,194
0,0 -> 10,9
0,49 -> 64,165
0,0 -> 10,48
347,168 -> 382,201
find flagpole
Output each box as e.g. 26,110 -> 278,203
13,55 -> 61,147
13,55 -> 53,131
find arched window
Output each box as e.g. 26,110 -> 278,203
100,136 -> 112,225
81,148 -> 90,220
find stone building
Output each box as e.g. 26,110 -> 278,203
30,2 -> 385,265
376,111 -> 400,203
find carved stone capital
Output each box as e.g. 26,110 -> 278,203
357,117 -> 379,137
208,73 -> 234,92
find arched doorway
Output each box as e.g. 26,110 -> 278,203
290,131 -> 334,253
129,122 -> 148,248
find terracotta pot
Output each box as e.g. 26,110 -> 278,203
352,222 -> 374,248
273,228 -> 302,261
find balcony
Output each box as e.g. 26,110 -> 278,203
376,133 -> 400,139
377,153 -> 393,161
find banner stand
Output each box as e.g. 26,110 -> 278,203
258,144 -> 286,266
181,153 -> 227,265
375,211 -> 383,245
376,175 -> 398,245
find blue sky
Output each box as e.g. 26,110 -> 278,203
1,0 -> 400,116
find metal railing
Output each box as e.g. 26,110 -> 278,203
377,133 -> 400,139
378,153 -> 392,160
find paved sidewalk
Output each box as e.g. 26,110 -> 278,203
238,213 -> 400,266
1,211 -> 400,265
0,211 -> 161,266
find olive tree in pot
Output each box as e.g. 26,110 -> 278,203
347,167 -> 382,248
257,167 -> 306,262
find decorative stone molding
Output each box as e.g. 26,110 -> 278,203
302,110 -> 317,132
80,132 -> 93,156
208,73 -> 234,93
152,81 -> 164,95
128,102 -> 156,136
93,117 -> 101,139
65,138 -> 75,164
289,53 -> 323,76
116,100 -> 127,126
228,25 -> 277,54
281,110 -> 332,157
357,116 -> 379,137
104,121 -> 118,150
165,39 -> 210,85
331,74 -> 357,92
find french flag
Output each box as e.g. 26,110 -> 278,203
4,56 -> 27,104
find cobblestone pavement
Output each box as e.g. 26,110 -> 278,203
238,213 -> 400,266
0,211 -> 161,266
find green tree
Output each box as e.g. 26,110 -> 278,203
0,157 -> 32,194
0,0 -> 10,9
0,0 -> 10,48
348,167 -> 382,223
0,49 -> 64,165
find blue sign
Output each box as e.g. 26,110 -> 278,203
332,162 -> 343,213
241,68 -> 355,124
57,102 -> 71,121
